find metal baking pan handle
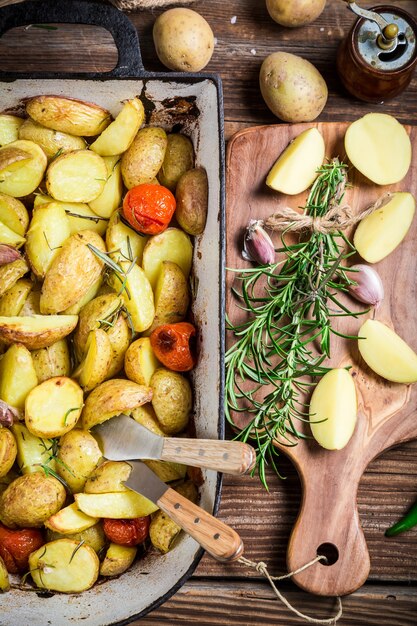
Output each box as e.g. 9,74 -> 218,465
0,0 -> 144,79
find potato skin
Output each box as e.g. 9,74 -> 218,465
266,0 -> 326,27
31,339 -> 71,383
121,127 -> 167,190
19,118 -> 86,158
175,168 -> 208,235
0,314 -> 78,350
26,96 -> 111,137
0,429 -> 17,479
0,472 -> 66,528
74,293 -> 123,361
151,368 -> 192,434
0,259 -> 29,298
259,52 -> 328,123
145,261 -> 190,335
57,430 -> 102,493
158,134 -> 194,191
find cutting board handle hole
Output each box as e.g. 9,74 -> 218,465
316,543 -> 339,566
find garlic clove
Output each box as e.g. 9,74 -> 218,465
0,400 -> 19,427
347,264 -> 384,308
0,244 -> 21,266
242,220 -> 276,265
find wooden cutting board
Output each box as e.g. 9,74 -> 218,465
225,121 -> 417,597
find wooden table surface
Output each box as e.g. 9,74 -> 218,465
1,1 -> 417,624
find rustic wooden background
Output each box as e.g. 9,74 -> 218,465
0,0 -> 416,624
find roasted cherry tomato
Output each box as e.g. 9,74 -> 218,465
0,523 -> 44,574
102,517 -> 150,547
150,322 -> 196,372
122,183 -> 176,235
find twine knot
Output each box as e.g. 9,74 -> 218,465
255,560 -> 268,574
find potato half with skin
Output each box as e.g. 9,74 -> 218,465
26,95 -> 111,137
63,277 -> 103,316
90,97 -> 145,156
0,115 -> 23,147
0,278 -> 32,317
145,260 -> 190,335
125,337 -> 160,386
151,368 -> 192,434
158,133 -> 194,191
0,343 -> 38,410
46,523 -> 106,555
108,262 -> 155,333
25,376 -> 83,438
89,156 -> 123,219
26,203 -> 71,279
0,193 -> 29,236
106,209 -> 148,266
149,481 -> 197,553
74,328 -> 113,392
175,167 -> 208,235
0,472 -> 66,528
0,314 -> 78,350
142,227 -> 193,290
0,259 -> 29,298
29,539 -> 99,593
19,118 -> 86,158
56,429 -> 102,493
131,404 -> 165,435
0,429 -> 17,479
0,221 -> 25,248
11,423 -> 57,475
0,140 -> 47,197
74,293 -> 123,361
46,149 -> 107,203
40,230 -> 105,314
121,127 -> 167,189
31,339 -> 71,383
0,145 -> 31,174
106,313 -> 131,379
100,543 -> 137,577
81,379 -> 153,430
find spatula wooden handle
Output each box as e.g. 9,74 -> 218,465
157,487 -> 244,562
161,438 -> 256,475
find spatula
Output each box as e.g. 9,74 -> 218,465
124,460 -> 244,561
92,413 -> 256,475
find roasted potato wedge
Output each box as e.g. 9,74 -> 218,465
26,95 -> 111,136
0,145 -> 31,173
106,210 -> 148,265
142,227 -> 193,289
0,221 -> 26,248
0,259 -> 29,297
31,339 -> 71,383
18,287 -> 41,316
25,376 -> 83,439
144,460 -> 187,483
0,314 -> 78,350
81,379 -> 152,430
121,127 -> 167,189
149,481 -> 197,553
63,277 -> 103,315
45,502 -> 98,534
56,429 -> 102,493
0,554 -> 10,592
0,140 -> 47,198
106,312 -> 131,379
0,193 -> 29,236
90,97 -> 145,156
158,133 -> 194,190
100,543 -> 137,577
45,523 -> 106,555
19,118 -> 86,158
0,429 -> 17,479
11,423 -> 57,475
74,328 -> 113,392
0,343 -> 38,410
175,167 -> 208,235
29,539 -> 99,593
75,491 -> 158,519
89,156 -> 123,219
26,203 -> 71,279
125,337 -> 160,386
74,293 -> 123,361
131,403 -> 165,435
0,115 -> 23,147
107,262 -> 155,333
84,460 -> 131,494
0,472 -> 66,528
40,230 -> 105,314
151,368 -> 192,434
145,260 -> 190,335
0,278 -> 32,317
46,149 -> 107,203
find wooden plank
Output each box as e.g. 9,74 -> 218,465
132,580 -> 417,626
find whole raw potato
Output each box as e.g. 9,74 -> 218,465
259,52 -> 328,122
153,8 -> 214,72
266,0 -> 326,27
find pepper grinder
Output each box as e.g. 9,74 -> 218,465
337,1 -> 417,102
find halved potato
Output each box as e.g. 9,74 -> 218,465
40,230 -> 105,314
75,491 -> 158,519
29,539 -> 100,593
90,97 -> 145,156
149,481 -> 197,553
131,403 -> 165,435
121,126 -> 167,189
26,95 -> 111,136
46,149 -> 107,203
19,118 -> 86,158
73,328 -> 113,392
45,502 -> 98,534
158,133 -> 194,191
0,278 -> 32,317
63,277 -> 102,315
142,228 -> 193,289
31,339 -> 71,383
11,423 -> 57,474
45,523 -> 106,555
0,140 -> 47,197
89,156 -> 123,219
26,203 -> 71,279
106,210 -> 148,265
0,221 -> 26,248
106,313 -> 131,379
100,543 -> 137,577
84,460 -> 131,493
0,554 -> 10,592
63,202 -> 108,236
0,343 -> 38,410
19,288 -> 41,316
151,368 -> 191,435
145,260 -> 190,335
56,429 -> 102,493
0,314 -> 78,350
25,376 -> 83,438
0,429 -> 17,479
0,145 -> 31,173
81,379 -> 152,430
125,337 -> 160,386
0,193 -> 29,236
107,262 -> 155,333
74,293 -> 123,361
0,115 -> 23,146
0,259 -> 29,297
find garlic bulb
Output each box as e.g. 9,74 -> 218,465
348,264 -> 384,308
242,220 -> 276,265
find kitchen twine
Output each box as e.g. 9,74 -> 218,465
264,193 -> 392,235
238,555 -> 343,624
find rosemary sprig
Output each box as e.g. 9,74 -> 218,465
225,160 -> 364,488
87,243 -> 137,299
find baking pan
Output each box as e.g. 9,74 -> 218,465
0,1 -> 225,623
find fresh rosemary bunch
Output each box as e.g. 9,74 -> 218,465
225,160 -> 362,488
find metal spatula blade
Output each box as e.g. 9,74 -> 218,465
92,413 -> 163,461
124,460 -> 168,503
